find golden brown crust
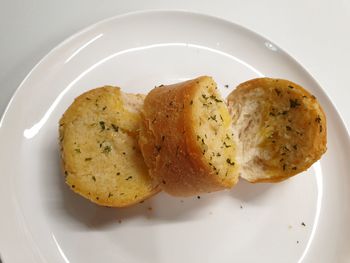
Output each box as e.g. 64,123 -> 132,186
139,76 -> 238,196
227,78 -> 327,183
59,86 -> 159,207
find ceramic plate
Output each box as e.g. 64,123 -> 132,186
1,10 -> 349,263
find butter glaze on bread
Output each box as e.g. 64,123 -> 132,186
227,78 -> 327,183
59,86 -> 159,207
139,76 -> 239,196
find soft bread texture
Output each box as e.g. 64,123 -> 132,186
227,78 -> 327,183
59,86 -> 159,207
139,76 -> 239,196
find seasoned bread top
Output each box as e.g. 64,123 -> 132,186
227,78 -> 327,182
139,76 -> 239,196
59,86 -> 159,207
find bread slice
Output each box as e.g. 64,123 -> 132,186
139,76 -> 239,196
59,86 -> 159,207
227,78 -> 327,183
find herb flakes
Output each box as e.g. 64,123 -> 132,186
226,158 -> 235,165
111,124 -> 119,132
99,121 -> 105,131
223,142 -> 232,148
103,145 -> 112,154
155,145 -> 162,152
210,95 -> 223,103
289,99 -> 301,108
209,115 -> 217,122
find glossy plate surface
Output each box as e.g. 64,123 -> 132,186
0,10 -> 349,263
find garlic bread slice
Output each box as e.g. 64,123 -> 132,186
59,86 -> 159,207
227,78 -> 327,182
139,76 -> 239,196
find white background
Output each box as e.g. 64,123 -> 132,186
1,0 -> 350,131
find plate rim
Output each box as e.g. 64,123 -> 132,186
1,9 -> 349,139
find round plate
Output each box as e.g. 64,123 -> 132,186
0,10 -> 349,263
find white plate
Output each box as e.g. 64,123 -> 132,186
1,10 -> 350,263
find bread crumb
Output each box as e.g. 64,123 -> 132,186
301,222 -> 306,227
197,196 -> 201,199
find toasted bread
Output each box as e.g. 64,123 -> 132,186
227,78 -> 327,183
59,86 -> 159,207
139,76 -> 239,196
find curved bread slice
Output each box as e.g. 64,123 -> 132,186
139,76 -> 239,196
59,86 -> 159,207
227,78 -> 327,183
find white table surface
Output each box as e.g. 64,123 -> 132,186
1,0 -> 350,131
